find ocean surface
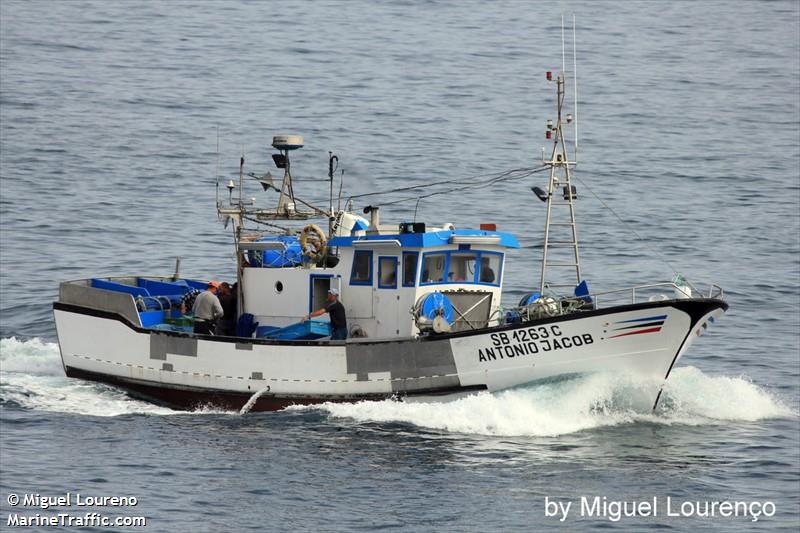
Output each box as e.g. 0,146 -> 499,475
1,1 -> 798,531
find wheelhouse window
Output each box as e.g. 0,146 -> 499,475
420,253 -> 447,285
378,256 -> 398,289
402,252 -> 418,287
447,252 -> 477,282
419,250 -> 503,286
478,252 -> 502,285
350,250 -> 373,285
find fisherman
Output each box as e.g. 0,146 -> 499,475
192,281 -> 223,335
479,257 -> 496,283
215,282 -> 237,336
302,288 -> 347,340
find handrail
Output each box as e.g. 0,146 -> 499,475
582,281 -> 724,308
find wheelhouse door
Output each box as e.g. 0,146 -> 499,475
309,274 -> 334,313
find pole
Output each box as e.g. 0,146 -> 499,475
239,153 -> 244,208
328,152 -> 336,236
572,14 -> 579,164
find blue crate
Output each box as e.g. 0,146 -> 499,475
263,320 -> 331,340
255,325 -> 280,338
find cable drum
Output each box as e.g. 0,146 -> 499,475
526,296 -> 561,319
412,292 -> 455,333
515,291 -> 561,321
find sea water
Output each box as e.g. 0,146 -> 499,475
1,1 -> 798,531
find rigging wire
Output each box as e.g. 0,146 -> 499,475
379,165 -> 550,208
285,165 -> 549,218
345,165 -> 547,203
570,174 -> 680,276
240,215 -> 291,234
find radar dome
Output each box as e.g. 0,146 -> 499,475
272,135 -> 304,150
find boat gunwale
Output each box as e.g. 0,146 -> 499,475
53,297 -> 727,346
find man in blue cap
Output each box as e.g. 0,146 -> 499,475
303,288 -> 347,340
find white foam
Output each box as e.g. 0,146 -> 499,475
658,366 -> 794,423
2,373 -> 177,417
0,338 -> 242,417
1,337 -> 176,417
306,367 -> 795,437
0,337 -> 64,375
3,338 -> 793,426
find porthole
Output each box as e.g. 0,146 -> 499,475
275,281 -> 283,293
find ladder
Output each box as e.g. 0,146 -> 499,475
538,72 -> 581,294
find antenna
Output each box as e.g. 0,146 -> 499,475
239,146 -> 244,208
215,126 -> 220,207
572,14 -> 579,163
337,169 -> 344,213
561,14 -> 566,76
328,151 -> 338,236
536,23 -> 582,294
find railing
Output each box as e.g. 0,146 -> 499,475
585,281 -> 725,309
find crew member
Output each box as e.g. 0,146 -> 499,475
215,282 -> 237,336
192,281 -> 223,335
303,288 -> 347,340
479,257 -> 496,283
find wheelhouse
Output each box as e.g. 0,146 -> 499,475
239,221 -> 520,339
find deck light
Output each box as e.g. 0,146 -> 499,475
532,186 -> 548,202
449,235 -> 501,245
546,119 -> 553,130
566,113 -> 573,123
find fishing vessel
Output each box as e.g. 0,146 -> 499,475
52,57 -> 727,413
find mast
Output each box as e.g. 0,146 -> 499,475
216,135 -> 320,325
536,69 -> 581,294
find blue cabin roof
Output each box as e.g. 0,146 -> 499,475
328,229 -> 520,249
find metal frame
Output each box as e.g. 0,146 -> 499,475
539,72 -> 581,293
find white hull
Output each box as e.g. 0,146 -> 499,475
54,298 -> 726,411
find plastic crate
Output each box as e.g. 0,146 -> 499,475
263,320 -> 331,340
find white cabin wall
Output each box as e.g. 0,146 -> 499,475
242,265 -> 346,328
